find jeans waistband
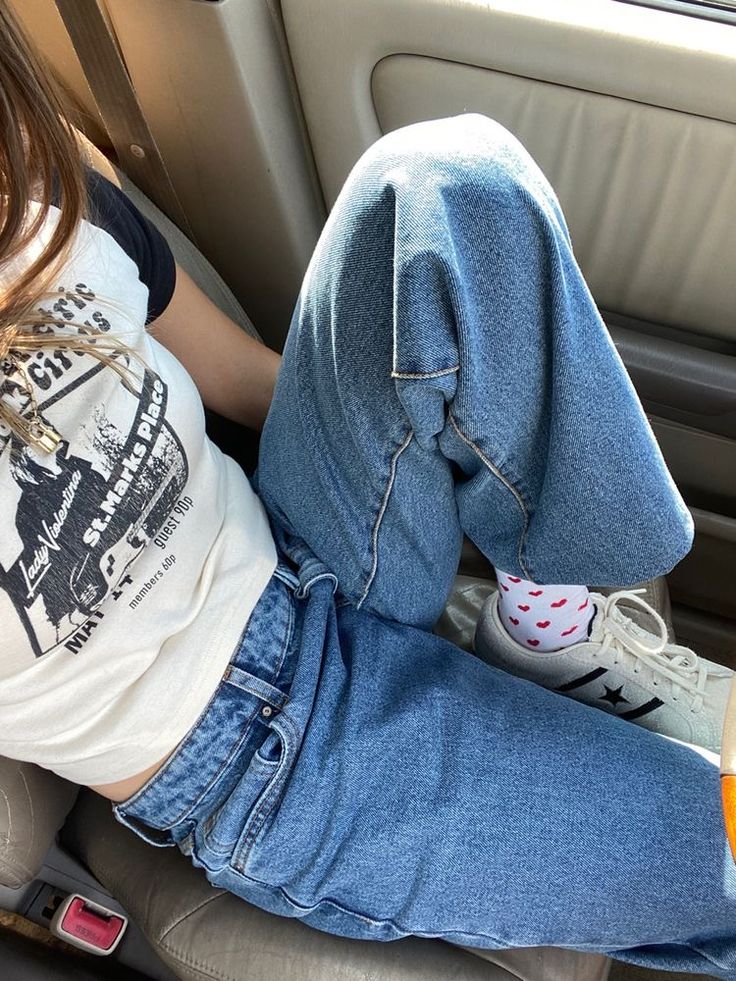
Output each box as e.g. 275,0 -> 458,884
113,564 -> 302,845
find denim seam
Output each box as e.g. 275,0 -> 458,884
434,242 -> 534,580
164,702 -> 264,831
203,729 -> 282,854
272,564 -> 299,591
226,871 -> 698,952
250,754 -> 281,774
356,428 -> 414,610
390,365 -> 459,379
228,871 -> 507,946
276,588 -> 294,679
688,939 -> 735,974
203,657 -> 294,852
231,713 -> 300,870
447,412 -> 533,580
120,696 -> 264,837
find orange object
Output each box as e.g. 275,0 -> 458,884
722,776 -> 736,863
721,679 -> 736,861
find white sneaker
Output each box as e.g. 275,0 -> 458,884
474,588 -> 733,752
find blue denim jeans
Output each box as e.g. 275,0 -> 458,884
115,116 -> 736,977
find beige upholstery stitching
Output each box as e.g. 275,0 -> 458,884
0,787 -> 11,848
159,891 -> 226,944
0,783 -> 23,887
158,893 -> 253,981
18,768 -> 33,869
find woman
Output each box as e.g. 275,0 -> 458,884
1,4 -> 734,976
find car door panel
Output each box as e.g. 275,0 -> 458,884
373,54 -> 736,342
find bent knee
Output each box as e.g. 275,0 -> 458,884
350,114 -> 560,224
358,115 -> 533,183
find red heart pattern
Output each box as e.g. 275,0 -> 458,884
496,571 -> 593,653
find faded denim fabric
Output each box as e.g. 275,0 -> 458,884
115,116 -> 736,978
258,114 -> 693,628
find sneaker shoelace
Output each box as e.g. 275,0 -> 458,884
595,589 -> 708,713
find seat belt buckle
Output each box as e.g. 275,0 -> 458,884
50,894 -> 128,955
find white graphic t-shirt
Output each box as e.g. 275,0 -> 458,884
0,173 -> 278,785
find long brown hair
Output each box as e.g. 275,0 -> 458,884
0,1 -> 126,447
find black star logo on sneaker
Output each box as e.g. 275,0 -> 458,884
599,684 -> 630,707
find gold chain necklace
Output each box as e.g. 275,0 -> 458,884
5,355 -> 63,453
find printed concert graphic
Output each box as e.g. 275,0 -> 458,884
0,288 -> 189,658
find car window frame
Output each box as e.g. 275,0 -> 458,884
615,0 -> 736,26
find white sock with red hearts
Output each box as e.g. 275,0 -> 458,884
494,569 -> 595,652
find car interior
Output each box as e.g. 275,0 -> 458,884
1,0 -> 735,979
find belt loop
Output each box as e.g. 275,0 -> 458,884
272,563 -> 300,592
222,665 -> 290,712
295,570 -> 338,599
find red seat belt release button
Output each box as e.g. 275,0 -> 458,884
51,894 -> 127,954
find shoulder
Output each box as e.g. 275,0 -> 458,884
81,169 -> 177,323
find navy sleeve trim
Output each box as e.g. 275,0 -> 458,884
84,170 -> 177,323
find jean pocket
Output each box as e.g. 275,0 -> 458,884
229,715 -> 297,875
196,715 -> 296,868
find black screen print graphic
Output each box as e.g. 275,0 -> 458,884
0,358 -> 189,658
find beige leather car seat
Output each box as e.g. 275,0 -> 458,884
0,142 -> 621,981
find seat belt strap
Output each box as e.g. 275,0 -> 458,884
54,0 -> 195,240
